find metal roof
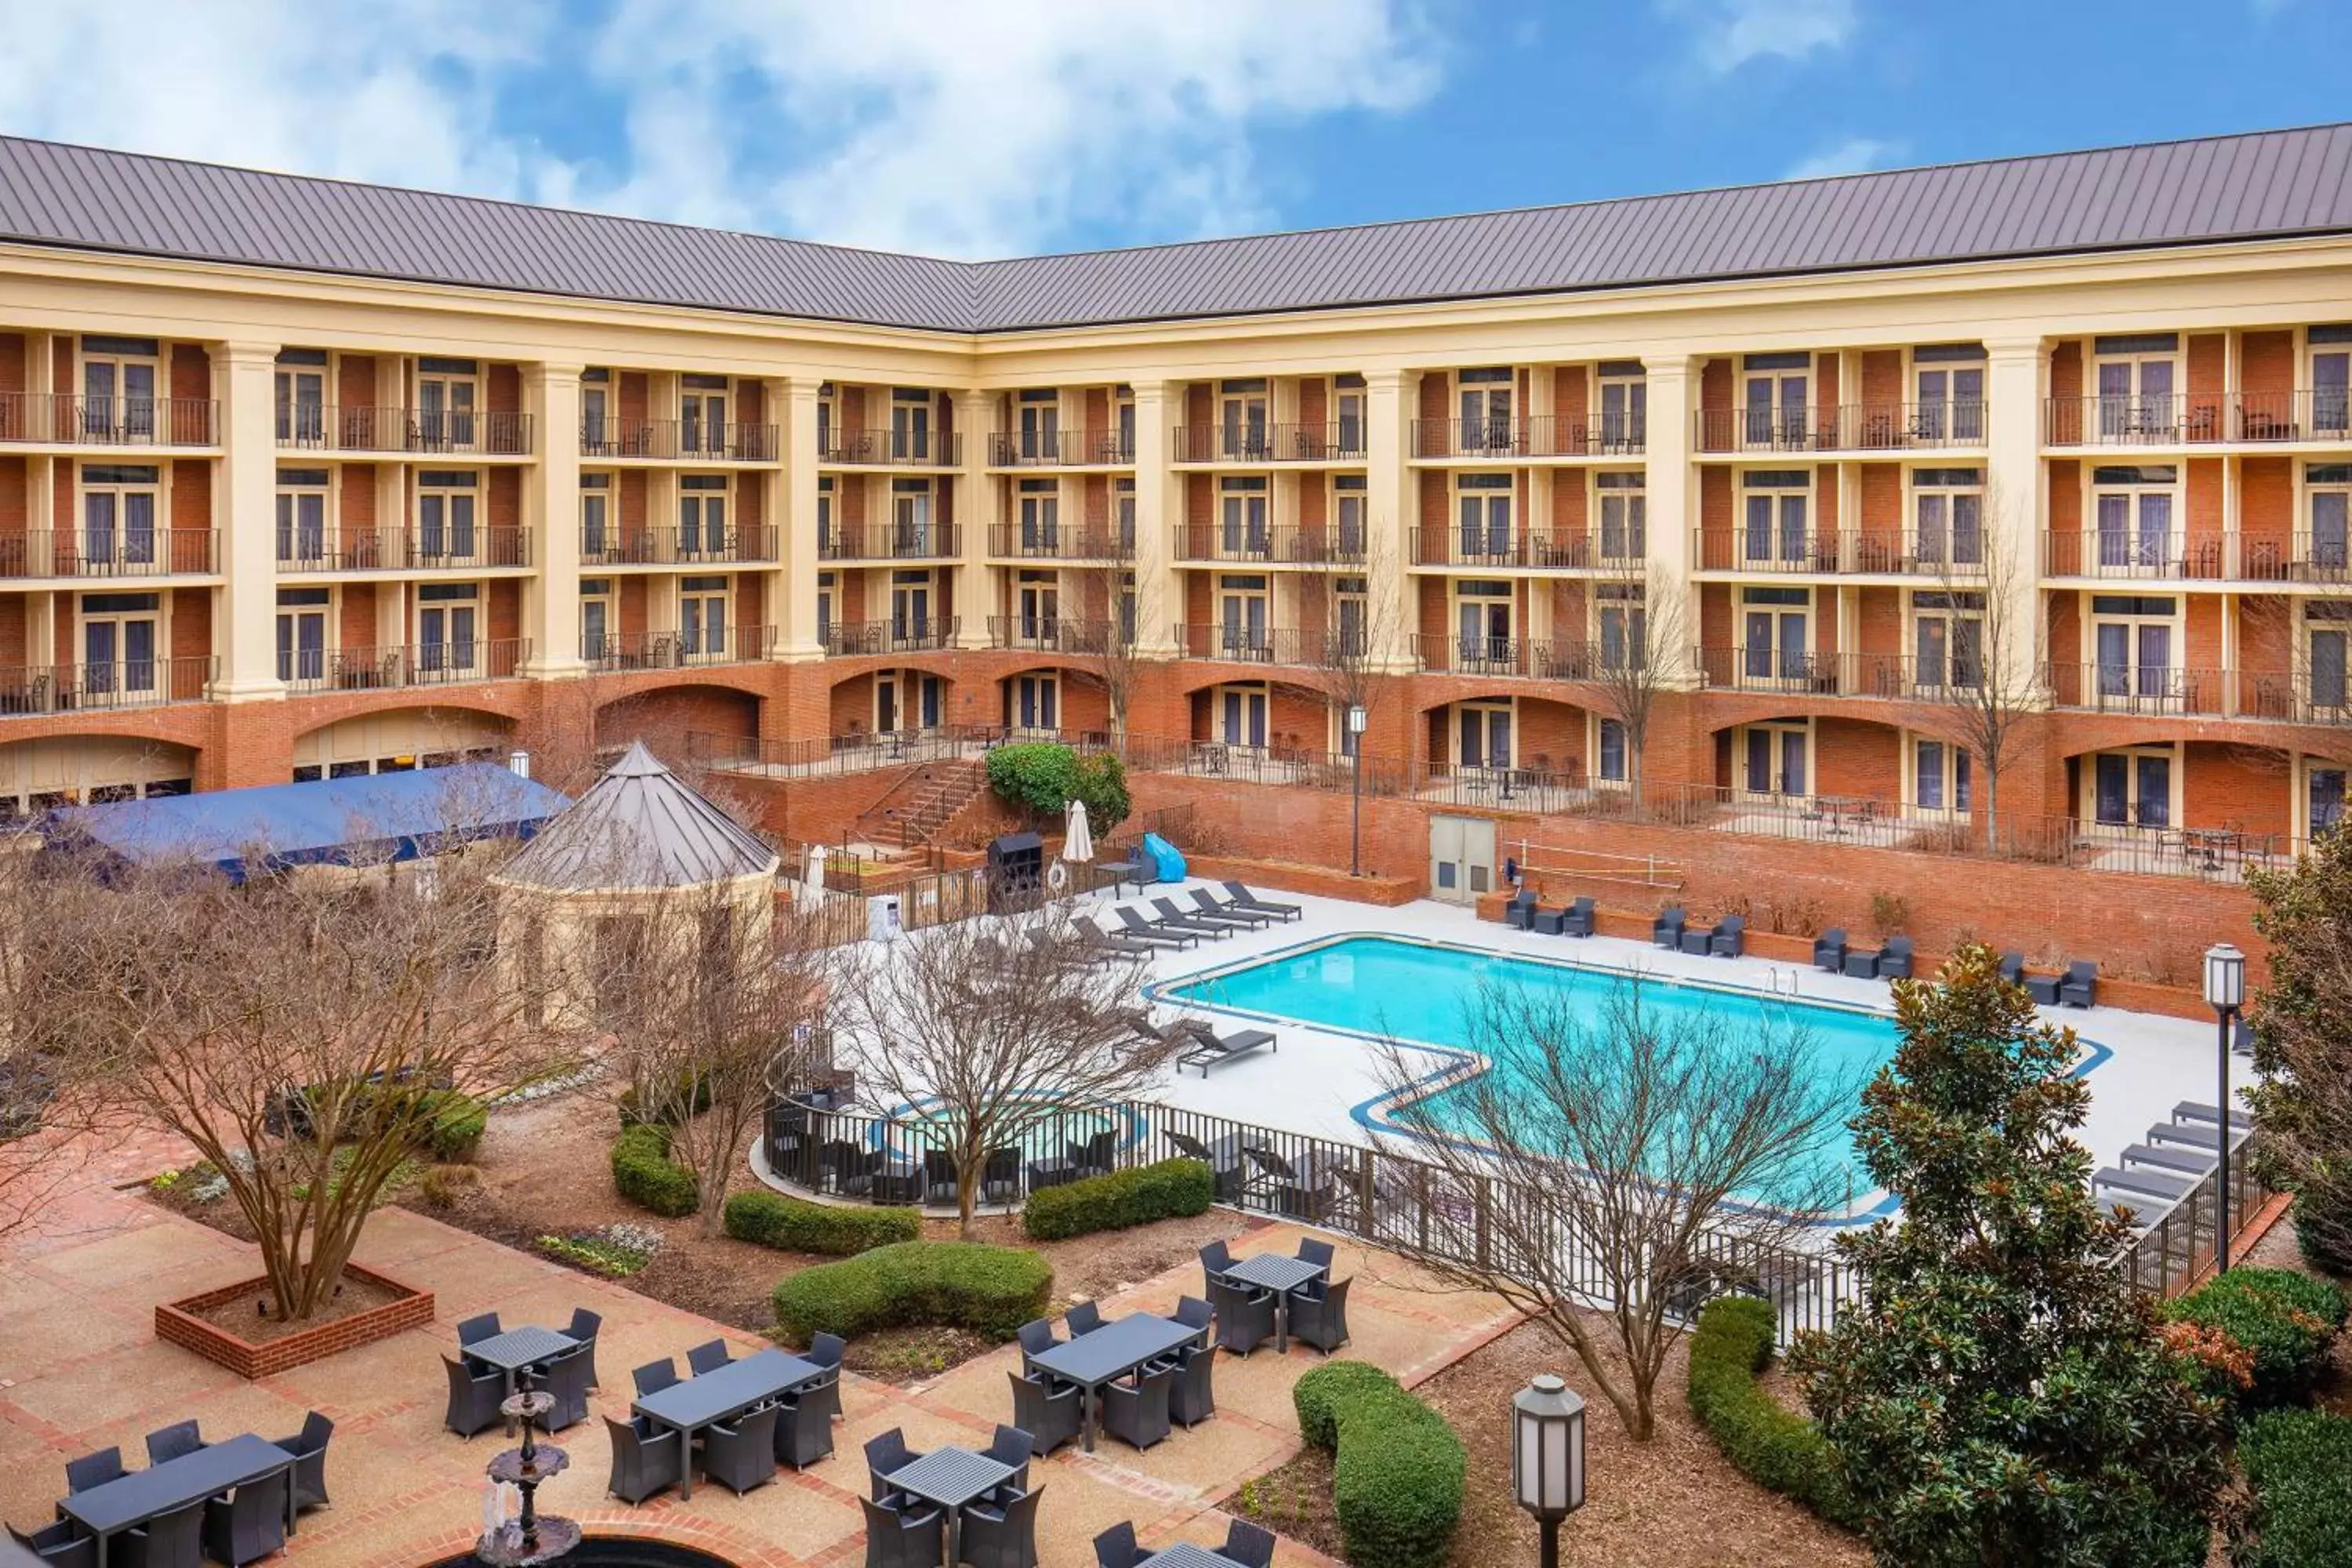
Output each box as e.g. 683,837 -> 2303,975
3,124 -> 2350,332
496,740 -> 778,891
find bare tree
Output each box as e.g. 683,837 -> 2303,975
1063,524 -> 1154,748
1300,528 -> 1406,757
1372,976 -> 1860,1440
1577,554 -> 1686,800
831,905 -> 1184,1237
1919,496 -> 2045,851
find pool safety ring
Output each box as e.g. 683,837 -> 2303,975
1046,860 -> 1070,891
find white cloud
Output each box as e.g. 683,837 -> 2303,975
1784,136 -> 1903,180
1661,0 -> 1860,75
0,0 -> 1443,260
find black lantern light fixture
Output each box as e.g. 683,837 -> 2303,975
2203,941 -> 2246,1274
1512,1372 -> 1586,1568
1346,702 -> 1368,877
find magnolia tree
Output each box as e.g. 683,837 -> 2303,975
2245,826 -> 2352,1271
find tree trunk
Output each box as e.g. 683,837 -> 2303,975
956,1145 -> 985,1241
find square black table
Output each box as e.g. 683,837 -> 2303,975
1221,1254 -> 1328,1353
1027,1313 -> 1201,1452
632,1347 -> 822,1498
885,1446 -> 1015,1567
59,1433 -> 296,1568
464,1326 -> 579,1391
1139,1546 -> 1238,1568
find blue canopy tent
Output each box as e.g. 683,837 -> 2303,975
42,763 -> 570,883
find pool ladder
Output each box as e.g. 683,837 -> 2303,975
1763,965 -> 1802,998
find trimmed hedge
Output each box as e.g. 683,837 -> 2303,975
611,1123 -> 699,1218
1292,1361 -> 1465,1568
1686,1298 -> 1862,1529
2165,1266 -> 2349,1408
1022,1157 -> 1214,1241
723,1189 -> 919,1256
2235,1409 -> 2352,1568
423,1091 -> 488,1162
771,1241 -> 1053,1345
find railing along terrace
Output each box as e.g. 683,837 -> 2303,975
274,405 -> 533,456
821,618 -> 960,656
579,417 -> 779,462
985,524 -> 1134,561
2114,1133 -> 2276,1298
277,527 -> 531,572
818,524 -> 962,561
0,392 -> 217,447
1172,423 -> 1367,464
1171,624 -> 1350,668
1171,524 -> 1367,564
579,526 -> 778,566
583,625 -> 779,673
0,529 -> 216,577
1693,646 -> 1991,702
1410,413 -> 1648,459
988,430 -> 1137,466
985,617 -> 1125,655
1694,401 -> 1987,454
1410,528 -> 1632,570
690,724 -> 1015,779
2046,390 -> 2352,447
0,655 -> 216,713
278,638 -> 530,694
819,428 -> 961,466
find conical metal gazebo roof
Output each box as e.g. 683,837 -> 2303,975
495,742 -> 778,891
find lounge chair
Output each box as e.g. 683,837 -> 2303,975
1221,881 -> 1303,921
1878,935 -> 1915,980
1708,913 -> 1747,958
1549,896 -> 1596,938
1149,896 -> 1234,938
1812,928 -> 1847,971
2058,958 -> 2096,1007
1192,887 -> 1272,927
1069,1129 -> 1119,1179
1075,916 -> 1161,959
1651,905 -> 1686,948
1171,892 -> 1260,931
1112,906 -> 1200,949
2122,1142 -> 2216,1178
1504,887 -> 1538,930
1175,1020 -> 1277,1076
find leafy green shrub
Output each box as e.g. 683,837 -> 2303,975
2165,1267 -> 2349,1408
723,1189 -> 919,1255
771,1241 -> 1053,1345
985,744 -> 1131,831
611,1123 -> 699,1218
2235,1409 -> 2352,1568
1687,1298 -> 1861,1529
1022,1158 -> 1212,1241
539,1229 -> 655,1277
422,1091 -> 488,1161
1292,1360 -> 1465,1568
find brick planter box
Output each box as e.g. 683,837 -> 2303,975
156,1263 -> 434,1379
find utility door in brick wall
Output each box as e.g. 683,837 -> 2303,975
1428,814 -> 1497,906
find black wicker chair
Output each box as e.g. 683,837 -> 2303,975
117,1501 -> 201,1568
604,1415 -> 684,1504
1167,1344 -> 1216,1428
632,1359 -> 679,1399
862,1428 -> 924,1506
686,1338 -> 732,1375
959,1483 -> 1043,1568
771,1394 -> 835,1469
63,1447 -> 124,1495
267,1411 -> 333,1512
565,1308 -> 603,1389
1007,1370 -> 1082,1455
200,1470 -> 287,1568
1290,1276 -> 1352,1354
1102,1364 -> 1173,1450
12,1522 -> 96,1568
858,1496 -> 943,1568
1092,1523 -> 1139,1568
1223,1518 -> 1278,1568
1209,1278 -> 1276,1356
143,1422 -> 204,1467
1065,1301 -> 1103,1337
696,1404 -> 778,1496
539,1345 -> 593,1432
442,1354 -> 504,1438
981,1424 -> 1034,1497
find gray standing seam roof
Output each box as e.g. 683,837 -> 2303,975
496,740 -> 778,891
3,124 -> 2350,334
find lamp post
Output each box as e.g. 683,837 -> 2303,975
1347,703 -> 1367,877
1512,1373 -> 1585,1568
2203,942 -> 2245,1275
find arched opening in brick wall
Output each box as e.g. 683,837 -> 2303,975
593,684 -> 760,773
822,666 -> 966,739
2058,736 -> 2324,843
1187,676 -> 1335,755
0,734 -> 198,818
291,706 -> 512,785
991,662 -> 1107,739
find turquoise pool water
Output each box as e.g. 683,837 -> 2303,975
1165,935 -> 1904,1214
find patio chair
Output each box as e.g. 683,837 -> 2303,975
1075,916 -> 1160,959
539,1345 -> 593,1432
1223,1519 -> 1279,1568
1651,905 -> 1686,948
922,1148 -> 960,1207
1504,887 -> 1539,930
1878,935 -> 1915,979
632,1359 -> 680,1399
1209,1277 -> 1277,1356
1065,1300 -> 1103,1338
982,1145 -> 1023,1204
456,1312 -> 503,1349
696,1404 -> 779,1496
1175,1021 -> 1277,1076
772,1392 -> 836,1469
1175,1294 -> 1214,1344
2058,958 -> 2098,1008
565,1308 -> 603,1390
1552,895 -> 1597,938
1296,1236 -> 1337,1287
267,1411 -> 334,1512
1116,906 -> 1200,948
809,1330 -> 847,1374
958,1482 -> 1043,1568
1812,928 -> 1847,971
686,1338 -> 733,1375
797,1363 -> 844,1428
1167,1343 -> 1217,1427
1102,1363 -> 1174,1450
821,1141 -> 880,1198
1008,1370 -> 1083,1455
863,1429 -> 925,1506
1071,1130 -> 1120,1180
1290,1276 -> 1353,1354
1093,1523 -> 1142,1568
64,1447 -> 124,1494
603,1415 -> 684,1504
1221,881 -> 1304,920
117,1501 -> 201,1568
1163,894 -> 1252,933
144,1421 -> 205,1466
1016,1317 -> 1064,1371
1200,1239 -> 1234,1296
1704,913 -> 1746,957
858,1496 -> 944,1568
201,1469 -> 287,1568
1997,950 -> 2026,985
982,1423 -> 1035,1497
1244,1145 -> 1343,1221
442,1353 -> 505,1438
1189,887 -> 1272,928
11,1523 -> 94,1568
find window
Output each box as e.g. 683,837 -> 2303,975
1220,476 -> 1268,554
275,348 -> 328,446
681,374 -> 728,456
680,474 -> 729,557
1911,468 -> 1984,568
1332,475 -> 1367,556
816,571 -> 835,646
2089,593 -> 2179,710
1018,477 -> 1059,551
580,577 -> 612,661
580,472 -> 612,559
2306,463 -> 2350,573
580,368 -> 613,456
2091,333 -> 2180,441
890,388 -> 933,462
1216,574 -> 1269,658
1334,575 -> 1368,662
816,477 -> 835,555
1597,582 -> 1646,672
1114,387 -> 1136,463
1596,362 -> 1646,452
82,335 -> 159,441
1334,373 -> 1367,457
416,357 -> 478,450
1456,473 -> 1513,559
1016,570 -> 1058,641
880,672 -> 944,732
1911,343 -> 1986,442
1911,735 -> 1973,815
891,478 -> 933,554
1455,579 -> 1513,672
1595,717 -> 1629,783
80,591 -> 160,696
1116,571 -> 1137,645
680,574 -> 728,659
1456,368 -> 1512,456
2089,746 -> 2173,829
276,586 -> 328,685
2307,600 -> 2352,716
1913,591 -> 1984,691
2306,757 -> 2346,839
816,384 -> 836,456
1114,478 -> 1137,550
1455,701 -> 1512,770
891,568 -> 935,644
1740,585 -> 1811,685
1596,471 -> 1646,561
1218,684 -> 1270,749
416,582 -> 478,672
1741,352 -> 1809,448
2091,466 -> 2178,572
1018,389 -> 1060,462
275,466 -> 328,566
416,470 -> 480,564
1737,720 -> 1810,797
79,463 -> 161,571
2310,326 -> 2352,437
1740,470 -> 1812,567
1011,673 -> 1059,732
1218,379 -> 1268,459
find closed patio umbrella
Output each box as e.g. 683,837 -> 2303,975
1063,799 -> 1094,864
802,843 -> 827,907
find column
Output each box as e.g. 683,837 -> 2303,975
779,377 -> 824,660
1362,368 -> 1417,671
211,340 -> 284,701
1129,379 -> 1181,658
1983,337 -> 2045,699
953,388 -> 997,649
521,363 -> 586,679
760,377 -> 792,657
1642,356 -> 1698,687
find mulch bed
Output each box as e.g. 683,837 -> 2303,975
174,1267 -> 411,1343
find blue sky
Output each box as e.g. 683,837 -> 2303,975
2,0 -> 2347,260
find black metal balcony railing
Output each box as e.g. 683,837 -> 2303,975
1172,423 -> 1367,463
2045,390 -> 2352,448
821,618 -> 960,656
1171,624 -> 1358,666
986,617 -> 1127,655
274,405 -> 533,456
1410,414 -> 1648,459
817,524 -> 961,562
984,524 -> 1134,561
0,656 -> 216,713
1410,528 -> 1632,570
0,530 -> 217,578
277,528 -> 531,572
987,430 -> 1137,466
0,393 -> 218,448
1695,401 -> 1987,454
1171,524 -> 1366,564
1693,648 -> 1983,701
583,624 -> 779,672
1694,528 -> 1848,574
279,638 -> 529,694
818,428 -> 961,467
1413,632 -> 1534,679
580,418 -> 779,462
2042,529 -> 2352,583
579,526 -> 779,566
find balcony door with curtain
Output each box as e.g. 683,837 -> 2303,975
1219,686 -> 1269,750
1741,723 -> 1809,799
2092,750 -> 2171,829
1456,368 -> 1512,456
1457,588 -> 1512,673
1456,704 -> 1511,771
1218,575 -> 1269,659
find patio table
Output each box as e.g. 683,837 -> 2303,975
1220,1254 -> 1328,1353
57,1433 -> 296,1568
884,1446 -> 1016,1568
631,1348 -> 822,1499
1138,1546 -> 1238,1568
463,1326 -> 579,1392
1027,1313 -> 1201,1453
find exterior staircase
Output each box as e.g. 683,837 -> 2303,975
855,758 -> 985,849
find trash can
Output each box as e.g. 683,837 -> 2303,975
986,831 -> 1045,913
866,893 -> 903,941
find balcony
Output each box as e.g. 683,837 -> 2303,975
2043,529 -> 2351,582
0,530 -> 216,578
1171,524 -> 1365,564
818,524 -> 960,562
1410,528 -> 1628,570
1694,529 -> 1987,576
277,528 -> 531,572
987,430 -> 1135,466
1410,414 -> 1646,459
1412,633 -> 1612,680
1171,625 -> 1352,666
579,526 -> 778,567
0,656 -> 216,714
584,625 -> 778,672
1694,648 -> 1976,700
2043,662 -> 2349,724
274,405 -> 533,456
821,618 -> 959,656
985,524 -> 1133,561
0,393 -> 217,448
1695,402 -> 1986,455
1173,423 -> 1366,464
279,639 -> 529,694
818,428 -> 960,467
986,616 -> 1125,655
2045,391 -> 2352,448
580,418 -> 778,462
